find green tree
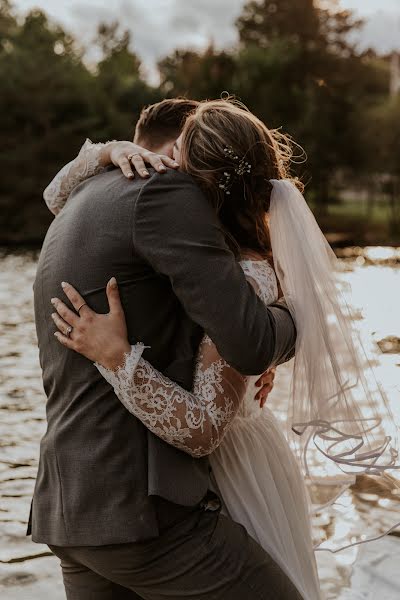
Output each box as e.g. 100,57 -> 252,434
94,22 -> 161,139
235,0 -> 366,209
0,5 -> 158,243
0,6 -> 97,242
361,90 -> 400,236
0,0 -> 396,244
158,44 -> 236,99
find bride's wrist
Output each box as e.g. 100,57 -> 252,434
99,340 -> 131,372
98,142 -> 116,167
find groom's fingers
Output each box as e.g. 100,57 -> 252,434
255,383 -> 272,400
106,277 -> 123,315
255,367 -> 276,388
256,384 -> 273,408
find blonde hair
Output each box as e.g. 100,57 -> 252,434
179,98 -> 303,256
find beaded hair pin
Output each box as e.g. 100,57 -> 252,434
218,146 -> 252,195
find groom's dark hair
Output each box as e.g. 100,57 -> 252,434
134,98 -> 199,149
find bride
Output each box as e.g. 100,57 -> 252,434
45,99 -> 398,600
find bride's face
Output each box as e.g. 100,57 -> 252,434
173,133 -> 183,163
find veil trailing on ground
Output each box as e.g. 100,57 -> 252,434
268,179 -> 400,549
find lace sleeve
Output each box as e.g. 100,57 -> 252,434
94,260 -> 277,457
240,259 -> 278,305
43,139 -> 110,215
95,338 -> 247,458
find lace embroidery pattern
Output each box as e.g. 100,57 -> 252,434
240,259 -> 278,305
97,336 -> 239,457
95,260 -> 277,457
43,139 -> 110,215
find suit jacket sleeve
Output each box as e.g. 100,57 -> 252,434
133,170 -> 296,375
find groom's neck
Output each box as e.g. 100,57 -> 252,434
134,137 -> 175,158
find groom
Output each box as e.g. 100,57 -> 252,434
31,98 -> 300,599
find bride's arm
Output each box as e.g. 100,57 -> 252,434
44,139 -> 179,216
51,266 -> 277,457
43,139 -> 109,215
95,336 -> 247,457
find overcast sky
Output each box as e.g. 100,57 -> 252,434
13,0 -> 400,81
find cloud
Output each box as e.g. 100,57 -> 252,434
356,10 -> 400,53
14,0 -> 400,82
168,0 -> 243,36
68,0 -> 244,82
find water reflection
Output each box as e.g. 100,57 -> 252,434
0,248 -> 399,598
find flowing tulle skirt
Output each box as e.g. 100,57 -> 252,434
210,407 -> 322,600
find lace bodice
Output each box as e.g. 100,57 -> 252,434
43,139 -> 109,215
96,259 -> 279,457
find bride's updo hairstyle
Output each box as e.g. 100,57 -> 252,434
179,98 -> 302,256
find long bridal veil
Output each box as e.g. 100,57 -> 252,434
268,179 -> 400,551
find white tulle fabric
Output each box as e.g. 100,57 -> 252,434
43,139 -> 108,215
268,179 -> 399,494
96,259 -> 321,600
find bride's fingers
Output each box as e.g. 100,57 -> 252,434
51,312 -> 73,336
51,297 -> 79,327
129,154 -> 150,178
61,282 -> 92,316
118,156 -> 135,179
146,152 -> 176,173
160,155 -> 179,169
54,331 -> 75,350
106,277 -> 123,315
120,151 -> 178,180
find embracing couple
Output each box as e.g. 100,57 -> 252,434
29,97 -> 397,600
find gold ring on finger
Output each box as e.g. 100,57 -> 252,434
77,303 -> 87,314
128,153 -> 140,161
66,326 -> 73,338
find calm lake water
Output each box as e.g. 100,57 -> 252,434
0,247 -> 399,599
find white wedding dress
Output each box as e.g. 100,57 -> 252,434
44,140 -> 322,600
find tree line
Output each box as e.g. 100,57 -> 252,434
0,0 -> 399,244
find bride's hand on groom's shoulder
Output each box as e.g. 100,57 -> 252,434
51,279 -> 131,372
99,141 -> 179,180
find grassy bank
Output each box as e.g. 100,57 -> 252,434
311,198 -> 400,247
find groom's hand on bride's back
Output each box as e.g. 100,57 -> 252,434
255,368 -> 276,409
